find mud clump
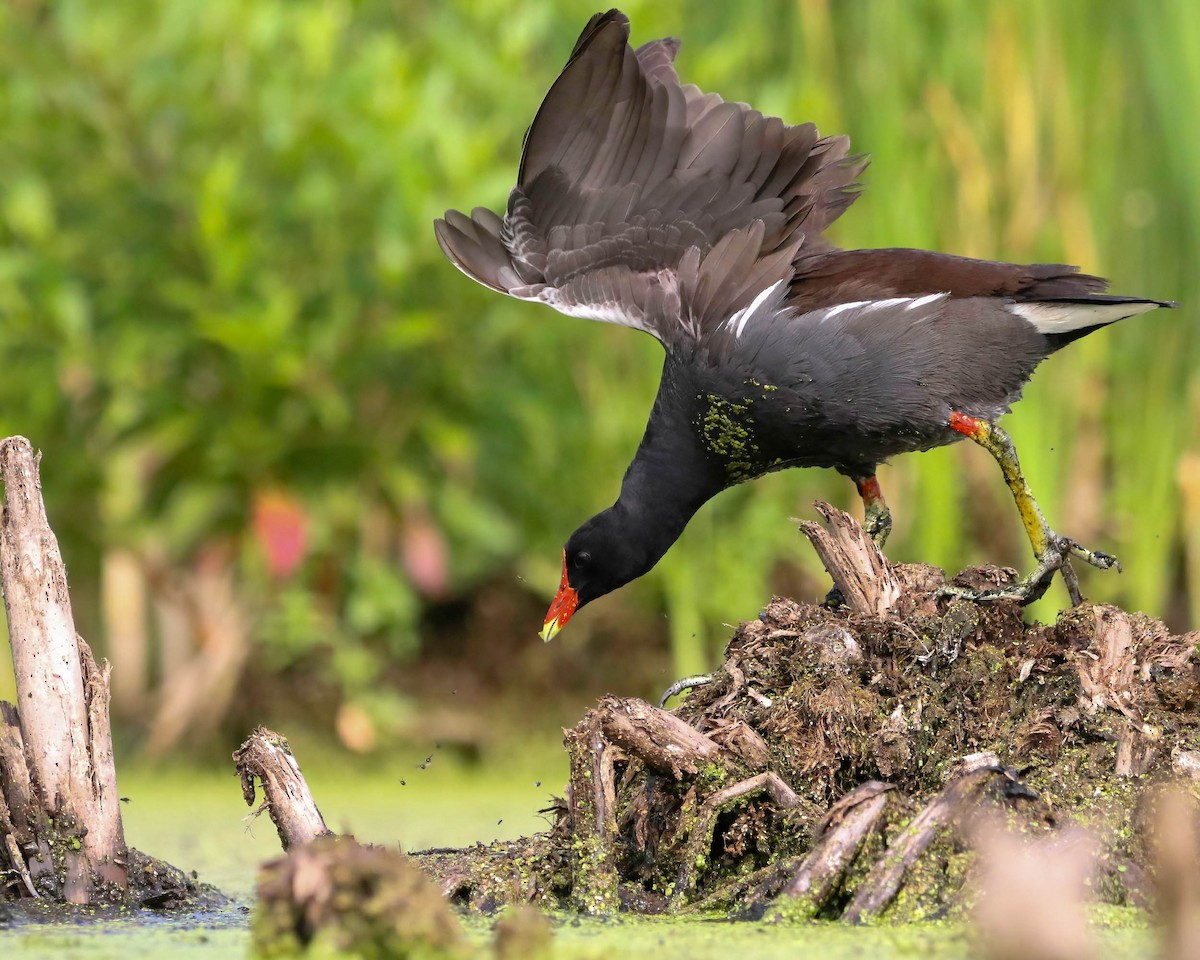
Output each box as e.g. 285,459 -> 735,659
255,836 -> 469,958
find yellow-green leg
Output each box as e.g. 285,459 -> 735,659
941,412 -> 1120,606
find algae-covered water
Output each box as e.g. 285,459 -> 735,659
0,752 -> 1157,959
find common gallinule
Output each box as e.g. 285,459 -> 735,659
434,10 -> 1175,640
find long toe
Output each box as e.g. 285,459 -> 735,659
936,574 -> 1053,606
1064,538 -> 1121,572
659,673 -> 714,708
939,531 -> 1118,607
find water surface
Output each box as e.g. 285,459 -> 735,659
0,757 -> 1155,959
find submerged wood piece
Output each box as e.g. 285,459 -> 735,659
564,712 -> 619,914
771,781 -> 894,916
672,772 -> 802,905
597,696 -> 724,780
0,436 -> 128,902
798,501 -> 900,615
843,763 -> 1019,923
234,726 -> 332,851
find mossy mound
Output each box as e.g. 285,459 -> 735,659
414,562 -> 1200,920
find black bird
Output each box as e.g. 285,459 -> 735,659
434,10 -> 1175,640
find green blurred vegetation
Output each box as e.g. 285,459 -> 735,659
0,0 -> 1194,749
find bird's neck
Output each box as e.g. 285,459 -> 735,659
610,383 -> 722,574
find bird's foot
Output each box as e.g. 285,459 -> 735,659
658,673 -> 714,708
937,535 -> 1121,607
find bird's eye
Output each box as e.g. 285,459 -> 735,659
576,551 -> 592,566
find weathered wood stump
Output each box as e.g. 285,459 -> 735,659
0,437 -> 127,903
234,726 -> 332,851
0,436 -> 219,910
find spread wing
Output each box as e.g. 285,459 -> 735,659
434,10 -> 865,348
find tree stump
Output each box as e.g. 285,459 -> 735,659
0,437 -> 127,903
0,436 -> 219,910
234,727 -> 332,851
229,497 -> 1200,933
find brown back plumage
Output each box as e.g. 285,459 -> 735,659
789,248 -> 1108,311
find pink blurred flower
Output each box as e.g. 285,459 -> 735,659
402,509 -> 449,599
252,490 -> 308,580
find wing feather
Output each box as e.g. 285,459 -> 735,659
435,11 -> 864,346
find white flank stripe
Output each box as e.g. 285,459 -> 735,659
860,297 -> 914,313
727,279 -> 787,338
820,295 -> 947,322
906,292 -> 948,310
1008,300 -> 1160,333
820,300 -> 871,322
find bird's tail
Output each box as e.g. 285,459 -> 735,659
1010,295 -> 1178,350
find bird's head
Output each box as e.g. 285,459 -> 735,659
539,510 -> 650,642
